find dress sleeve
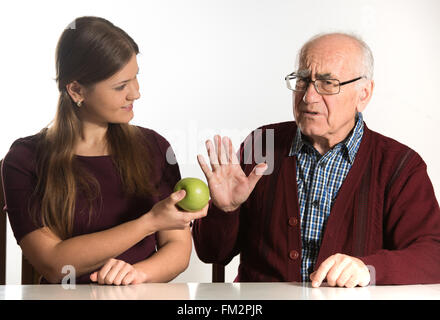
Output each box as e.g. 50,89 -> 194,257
1,139 -> 43,245
141,127 -> 182,201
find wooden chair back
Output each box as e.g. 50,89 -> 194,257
212,263 -> 225,282
0,158 -> 40,284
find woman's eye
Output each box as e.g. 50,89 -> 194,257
115,84 -> 126,91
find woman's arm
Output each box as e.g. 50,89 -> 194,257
132,227 -> 192,283
19,190 -> 206,283
89,209 -> 206,285
19,209 -> 156,283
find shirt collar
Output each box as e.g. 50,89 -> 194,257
344,112 -> 364,163
289,112 -> 364,163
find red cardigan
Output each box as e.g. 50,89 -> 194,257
192,121 -> 440,285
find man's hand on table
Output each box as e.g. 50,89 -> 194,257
310,253 -> 370,288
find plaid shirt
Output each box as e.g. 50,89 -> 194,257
289,113 -> 364,281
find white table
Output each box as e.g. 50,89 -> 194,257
1,282 -> 439,300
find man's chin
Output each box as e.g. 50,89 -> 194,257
298,123 -> 326,138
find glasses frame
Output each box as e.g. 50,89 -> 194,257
285,72 -> 365,95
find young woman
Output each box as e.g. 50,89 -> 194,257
1,16 -> 207,285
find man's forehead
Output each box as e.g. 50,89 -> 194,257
298,39 -> 361,77
298,54 -> 353,79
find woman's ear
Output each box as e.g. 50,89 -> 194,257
65,81 -> 85,103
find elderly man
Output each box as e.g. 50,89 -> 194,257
193,33 -> 440,287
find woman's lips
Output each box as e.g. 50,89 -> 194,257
122,104 -> 133,111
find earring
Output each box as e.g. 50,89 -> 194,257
76,100 -> 82,107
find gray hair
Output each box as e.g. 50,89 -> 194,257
297,32 -> 374,80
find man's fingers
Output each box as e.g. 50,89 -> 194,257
204,136 -> 239,170
345,274 -> 360,288
197,154 -> 213,179
222,136 -> 239,165
312,257 -> 336,287
216,135 -> 228,165
326,257 -> 351,286
335,264 -> 353,287
206,139 -> 220,171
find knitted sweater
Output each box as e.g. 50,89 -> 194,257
192,121 -> 440,284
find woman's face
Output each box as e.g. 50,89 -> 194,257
78,53 -> 140,125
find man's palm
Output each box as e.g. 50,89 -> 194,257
197,135 -> 267,212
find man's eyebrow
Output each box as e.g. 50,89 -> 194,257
296,70 -> 334,79
113,68 -> 140,85
316,73 -> 333,79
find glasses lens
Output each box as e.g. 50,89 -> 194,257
316,79 -> 339,94
286,76 -> 308,92
294,78 -> 308,91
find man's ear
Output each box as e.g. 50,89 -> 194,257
65,81 -> 85,103
357,79 -> 374,113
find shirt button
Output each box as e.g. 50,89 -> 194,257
312,200 -> 319,208
289,250 -> 299,260
288,217 -> 298,227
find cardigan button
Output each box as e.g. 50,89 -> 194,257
288,217 -> 298,227
289,250 -> 299,260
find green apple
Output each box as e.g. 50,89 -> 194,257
174,177 -> 210,211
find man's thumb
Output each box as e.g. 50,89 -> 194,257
255,162 -> 268,176
248,163 -> 268,189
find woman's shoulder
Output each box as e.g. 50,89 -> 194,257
134,126 -> 177,166
2,131 -> 44,176
134,126 -> 172,149
4,132 -> 43,162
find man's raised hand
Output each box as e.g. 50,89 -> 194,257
197,135 -> 267,212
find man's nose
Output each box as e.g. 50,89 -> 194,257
302,82 -> 321,104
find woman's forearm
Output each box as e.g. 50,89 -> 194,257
49,213 -> 157,282
133,235 -> 192,283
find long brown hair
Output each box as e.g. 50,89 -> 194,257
31,16 -> 157,240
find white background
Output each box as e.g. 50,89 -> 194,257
1,0 -> 439,284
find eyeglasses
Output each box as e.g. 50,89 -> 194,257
285,72 -> 365,95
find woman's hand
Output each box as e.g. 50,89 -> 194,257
90,258 -> 147,285
149,190 -> 208,231
197,135 -> 267,212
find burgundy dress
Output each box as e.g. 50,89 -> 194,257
1,126 -> 181,284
